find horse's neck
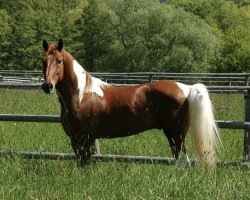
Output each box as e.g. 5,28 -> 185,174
56,51 -> 109,112
56,52 -> 79,110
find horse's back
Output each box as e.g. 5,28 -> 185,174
148,80 -> 188,100
106,80 -> 187,103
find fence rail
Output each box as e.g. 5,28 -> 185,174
2,150 -> 248,167
1,70 -> 250,77
0,111 -> 249,163
1,82 -> 250,93
0,113 -> 249,130
1,70 -> 250,86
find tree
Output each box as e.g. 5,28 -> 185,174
105,0 -> 219,72
74,0 -> 118,72
169,0 -> 250,72
1,0 -> 247,73
0,0 -> 83,70
0,9 -> 12,69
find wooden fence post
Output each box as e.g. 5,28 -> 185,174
244,89 -> 250,162
245,75 -> 249,86
95,139 -> 101,155
149,74 -> 153,82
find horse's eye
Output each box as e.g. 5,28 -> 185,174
57,58 -> 62,64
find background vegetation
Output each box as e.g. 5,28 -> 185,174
0,0 -> 249,72
0,89 -> 249,199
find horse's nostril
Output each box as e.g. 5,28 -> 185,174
42,83 -> 50,94
42,83 -> 54,94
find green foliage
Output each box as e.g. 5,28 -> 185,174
74,0 -> 118,71
0,0 -> 83,70
0,9 -> 12,69
170,0 -> 250,72
0,0 -> 249,72
75,0 -> 219,72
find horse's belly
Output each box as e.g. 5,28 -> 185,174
95,116 -> 159,139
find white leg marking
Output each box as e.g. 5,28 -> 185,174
177,151 -> 191,167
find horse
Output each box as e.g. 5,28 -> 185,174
42,39 -> 219,167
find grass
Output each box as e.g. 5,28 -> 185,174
0,89 -> 249,199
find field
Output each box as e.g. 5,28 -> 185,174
0,88 -> 249,199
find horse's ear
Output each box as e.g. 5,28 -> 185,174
43,39 -> 49,52
57,39 -> 63,51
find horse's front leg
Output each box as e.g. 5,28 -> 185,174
71,135 -> 93,167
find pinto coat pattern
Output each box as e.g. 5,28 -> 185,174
42,39 -> 219,167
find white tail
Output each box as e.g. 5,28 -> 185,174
188,84 -> 219,167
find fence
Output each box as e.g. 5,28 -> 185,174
1,70 -> 250,86
0,112 -> 249,165
0,73 -> 250,165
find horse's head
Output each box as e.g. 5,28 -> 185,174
42,39 -> 64,94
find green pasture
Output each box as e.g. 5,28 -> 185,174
0,89 -> 249,199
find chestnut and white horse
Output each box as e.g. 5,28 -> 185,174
42,39 -> 219,167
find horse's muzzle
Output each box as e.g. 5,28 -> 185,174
42,83 -> 54,94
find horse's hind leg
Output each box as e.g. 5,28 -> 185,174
163,124 -> 190,166
163,127 -> 183,159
